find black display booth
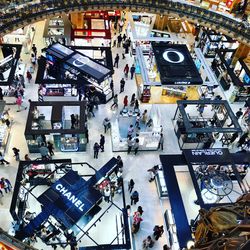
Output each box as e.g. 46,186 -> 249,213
159,149 -> 249,249
197,28 -> 236,58
151,42 -> 203,85
173,100 -> 242,149
0,44 -> 22,86
36,43 -> 114,103
10,158 -> 131,249
212,49 -> 250,102
24,101 -> 87,153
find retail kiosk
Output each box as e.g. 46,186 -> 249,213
111,106 -> 162,152
159,149 -> 250,249
136,43 -> 203,104
196,28 -> 238,58
43,15 -> 72,46
24,101 -> 87,153
173,100 -> 242,149
37,43 -> 113,103
10,158 -> 131,249
212,49 -> 250,102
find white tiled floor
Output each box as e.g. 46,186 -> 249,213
0,17 -> 248,250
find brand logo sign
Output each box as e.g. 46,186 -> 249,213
191,149 -> 224,156
55,184 -> 85,211
72,57 -> 90,67
163,49 -> 185,64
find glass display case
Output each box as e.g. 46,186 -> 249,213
155,169 -> 168,198
0,123 -> 10,153
61,135 -> 79,152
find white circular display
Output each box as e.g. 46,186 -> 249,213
163,50 -> 185,64
73,57 -> 90,67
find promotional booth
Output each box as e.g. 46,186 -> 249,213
24,101 -> 87,153
38,43 -> 113,103
136,43 -> 203,104
10,158 -> 131,250
43,15 -> 72,46
196,28 -> 238,58
173,100 -> 242,149
159,149 -> 250,249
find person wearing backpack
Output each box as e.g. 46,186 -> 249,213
130,190 -> 139,205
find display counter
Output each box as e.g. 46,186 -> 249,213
111,113 -> 161,152
155,169 -> 168,199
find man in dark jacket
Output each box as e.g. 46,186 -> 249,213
100,134 -> 105,152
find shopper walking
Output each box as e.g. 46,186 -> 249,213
120,78 -> 126,93
88,102 -> 95,117
85,128 -> 89,143
137,206 -> 144,216
12,147 -> 20,161
103,117 -> 111,133
114,54 -> 120,68
124,64 -> 129,79
1,177 -> 12,193
163,244 -> 171,250
228,108 -> 243,127
128,179 -> 135,193
93,142 -> 100,159
130,190 -> 139,205
31,44 -> 37,56
130,93 -> 136,106
134,99 -> 139,111
111,94 -> 118,110
71,114 -> 76,128
103,186 -> 111,203
130,64 -> 136,79
127,125 -> 134,137
110,79 -> 114,91
19,74 -> 25,88
158,133 -> 164,150
123,95 -> 128,108
39,143 -> 50,160
127,136 -> 133,154
0,189 -> 3,205
142,236 -> 154,249
134,138 -> 139,155
112,33 -> 117,47
47,142 -> 54,156
99,134 -> 105,152
117,34 -> 122,47
153,225 -> 164,240
26,70 -> 32,83
16,95 -> 27,112
0,152 -> 9,165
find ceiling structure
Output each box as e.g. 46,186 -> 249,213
0,0 -> 250,45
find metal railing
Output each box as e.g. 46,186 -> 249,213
0,0 -> 249,44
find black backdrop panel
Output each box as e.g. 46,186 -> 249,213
152,43 -> 203,85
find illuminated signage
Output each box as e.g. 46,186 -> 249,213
72,57 -> 90,67
191,149 -> 223,156
55,184 -> 85,211
163,49 -> 185,64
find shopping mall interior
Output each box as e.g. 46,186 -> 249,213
0,1 -> 250,250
